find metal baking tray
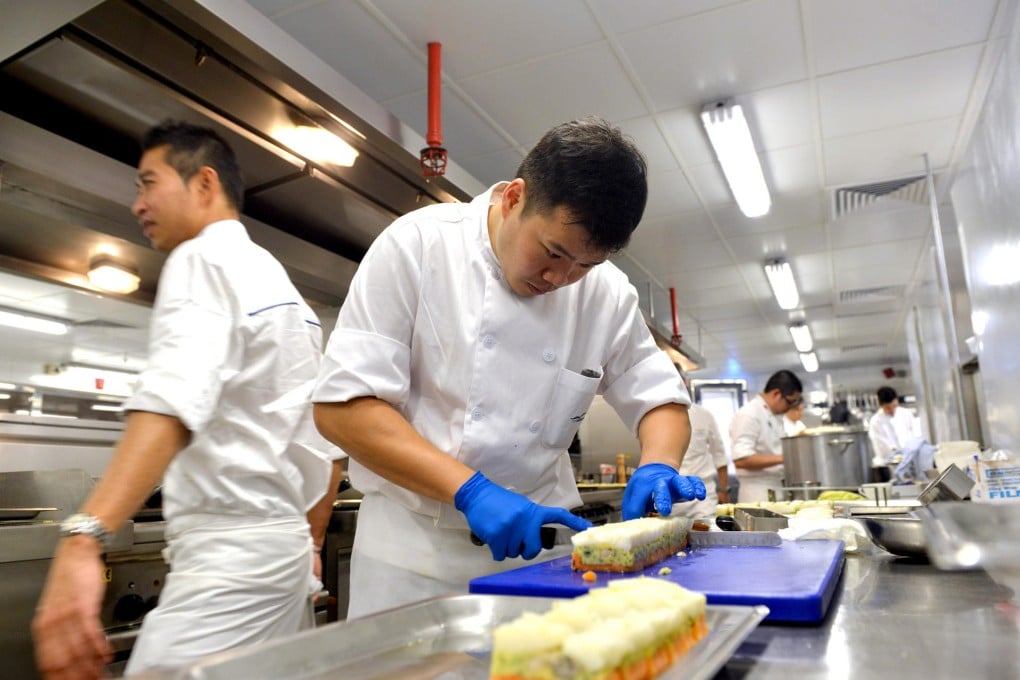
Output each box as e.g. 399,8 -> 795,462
169,594 -> 768,680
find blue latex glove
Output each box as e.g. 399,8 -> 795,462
454,471 -> 592,561
622,463 -> 706,520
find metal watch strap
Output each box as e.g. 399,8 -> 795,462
60,512 -> 112,548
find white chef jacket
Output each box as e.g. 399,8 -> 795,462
313,184 -> 687,584
868,407 -> 921,464
729,394 -> 786,502
123,220 -> 340,672
672,404 -> 728,517
784,416 -> 807,437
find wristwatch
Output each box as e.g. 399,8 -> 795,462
60,512 -> 112,549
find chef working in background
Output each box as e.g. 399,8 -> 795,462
32,121 -> 343,678
729,370 -> 803,502
312,117 -> 706,618
783,400 -> 808,437
672,370 -> 729,518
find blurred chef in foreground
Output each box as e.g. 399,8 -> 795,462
313,117 -> 705,618
729,370 -> 803,502
32,121 -> 342,678
672,371 -> 730,518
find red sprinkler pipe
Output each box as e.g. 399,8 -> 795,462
420,42 -> 448,176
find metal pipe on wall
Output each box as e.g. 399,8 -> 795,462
923,153 -> 968,440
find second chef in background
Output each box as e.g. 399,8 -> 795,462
312,117 -> 705,618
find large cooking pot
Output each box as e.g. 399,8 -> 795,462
783,428 -> 872,499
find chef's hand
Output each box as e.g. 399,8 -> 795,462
622,463 -> 706,520
455,471 -> 592,561
32,536 -> 113,680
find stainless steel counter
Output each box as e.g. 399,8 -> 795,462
717,553 -> 1020,678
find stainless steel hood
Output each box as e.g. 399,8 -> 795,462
0,0 -> 474,307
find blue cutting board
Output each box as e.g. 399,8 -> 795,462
469,539 -> 845,623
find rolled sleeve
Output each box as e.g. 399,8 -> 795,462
313,328 -> 412,407
603,351 -> 688,434
125,249 -> 233,432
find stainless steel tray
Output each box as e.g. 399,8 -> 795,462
171,594 -> 768,679
0,507 -> 59,520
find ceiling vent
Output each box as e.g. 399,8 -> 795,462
831,174 -> 928,220
839,285 -> 906,305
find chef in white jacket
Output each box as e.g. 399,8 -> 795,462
868,386 -> 922,465
313,117 -> 706,618
728,370 -> 803,502
33,121 -> 342,678
672,372 -> 729,518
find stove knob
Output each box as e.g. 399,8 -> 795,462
144,595 -> 160,613
113,594 -> 146,622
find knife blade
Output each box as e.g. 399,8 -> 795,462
688,530 -> 782,547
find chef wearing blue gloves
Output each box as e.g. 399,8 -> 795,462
313,118 -> 705,618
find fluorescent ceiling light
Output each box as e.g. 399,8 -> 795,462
91,403 -> 124,413
701,100 -> 771,218
88,257 -> 140,294
788,323 -> 813,353
0,381 -> 16,390
276,125 -> 359,167
0,309 -> 69,335
800,351 -> 819,373
0,394 -> 10,400
764,259 -> 800,310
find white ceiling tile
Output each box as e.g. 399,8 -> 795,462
712,192 -> 826,237
809,0 -> 999,75
829,204 -> 931,249
835,264 -> 921,292
588,0 -> 741,36
833,239 -> 927,271
616,116 -> 679,172
637,210 -> 719,248
618,0 -> 807,112
264,1 -> 425,102
457,147 -> 524,187
817,45 -> 983,139
371,0 -> 603,80
668,264 -> 745,292
658,106 -> 715,167
744,80 -> 815,151
767,144 -> 822,195
823,117 -> 962,188
459,43 -> 648,145
643,167 -> 702,219
836,312 -> 902,335
626,232 -> 733,275
684,162 -> 735,210
726,222 -> 829,263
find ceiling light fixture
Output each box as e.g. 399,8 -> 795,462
799,351 -> 819,373
788,322 -> 813,353
88,257 -> 140,294
701,99 -> 771,218
764,258 -> 800,310
0,309 -> 69,335
276,125 -> 359,168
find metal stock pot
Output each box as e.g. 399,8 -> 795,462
782,428 -> 872,499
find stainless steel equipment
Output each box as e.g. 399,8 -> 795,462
858,513 -> 928,558
782,429 -> 873,500
135,594 -> 767,680
0,468 -> 167,679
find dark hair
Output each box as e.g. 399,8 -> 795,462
515,117 -> 647,253
877,386 -> 898,405
141,120 -> 244,213
763,370 -> 802,398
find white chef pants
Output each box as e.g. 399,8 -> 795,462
124,516 -> 314,675
734,472 -> 786,503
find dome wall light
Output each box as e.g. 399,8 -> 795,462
88,257 -> 140,294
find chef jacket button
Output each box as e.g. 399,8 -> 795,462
529,420 -> 542,433
542,349 -> 556,362
491,267 -> 501,280
471,407 -> 484,421
483,334 -> 496,348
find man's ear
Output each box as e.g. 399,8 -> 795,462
194,166 -> 220,206
500,178 -> 525,217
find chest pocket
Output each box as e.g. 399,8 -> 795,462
541,367 -> 601,449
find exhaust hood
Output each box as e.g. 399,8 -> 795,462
0,0 -> 476,307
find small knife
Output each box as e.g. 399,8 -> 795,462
688,530 -> 782,547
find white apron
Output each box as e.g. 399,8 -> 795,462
124,516 -> 315,675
